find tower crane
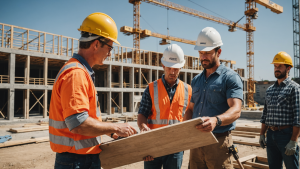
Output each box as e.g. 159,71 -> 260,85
122,0 -> 283,107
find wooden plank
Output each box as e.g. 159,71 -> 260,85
235,154 -> 257,163
232,133 -> 257,138
245,161 -> 269,169
9,126 -> 49,133
100,117 -> 218,169
235,126 -> 261,133
233,163 -> 256,169
232,130 -> 260,136
0,137 -> 49,148
233,140 -> 260,147
256,156 -> 268,164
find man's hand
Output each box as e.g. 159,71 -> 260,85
111,133 -> 119,140
115,123 -> 137,137
196,117 -> 217,132
143,155 -> 154,161
259,135 -> 266,148
140,123 -> 151,133
285,140 -> 298,156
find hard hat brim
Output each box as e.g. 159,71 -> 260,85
271,62 -> 293,67
161,59 -> 185,68
194,45 -> 216,52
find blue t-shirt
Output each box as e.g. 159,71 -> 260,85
191,64 -> 243,133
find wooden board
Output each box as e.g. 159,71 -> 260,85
9,126 -> 49,133
233,140 -> 260,147
235,126 -> 261,133
232,133 -> 257,138
0,137 -> 49,148
245,161 -> 269,169
100,117 -> 218,169
232,131 -> 260,136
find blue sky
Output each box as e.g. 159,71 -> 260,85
0,0 -> 294,81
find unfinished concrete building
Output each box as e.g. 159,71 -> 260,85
0,23 -> 247,121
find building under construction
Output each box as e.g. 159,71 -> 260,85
0,23 -> 247,121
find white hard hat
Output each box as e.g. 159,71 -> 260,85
194,27 -> 223,51
161,44 -> 185,68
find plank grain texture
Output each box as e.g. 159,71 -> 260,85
100,117 -> 218,169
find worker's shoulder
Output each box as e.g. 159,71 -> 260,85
180,80 -> 192,88
289,79 -> 300,88
221,66 -> 239,77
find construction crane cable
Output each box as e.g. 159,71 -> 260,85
187,0 -> 231,21
140,15 -> 158,33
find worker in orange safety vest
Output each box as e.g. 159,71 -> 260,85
49,12 -> 137,169
137,44 -> 192,169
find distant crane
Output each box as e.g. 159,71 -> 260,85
122,0 -> 283,107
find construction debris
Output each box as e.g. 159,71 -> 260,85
233,154 -> 268,169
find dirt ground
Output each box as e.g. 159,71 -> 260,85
0,118 -> 281,169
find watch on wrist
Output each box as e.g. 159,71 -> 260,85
216,116 -> 222,127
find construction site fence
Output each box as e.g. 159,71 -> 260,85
0,23 -> 202,70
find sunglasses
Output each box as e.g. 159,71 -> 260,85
99,39 -> 114,52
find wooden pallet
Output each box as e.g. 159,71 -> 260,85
233,154 -> 268,169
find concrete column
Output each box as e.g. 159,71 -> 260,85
25,55 -> 30,84
155,70 -> 159,80
139,68 -> 141,89
190,73 -> 193,84
184,71 -> 187,83
148,69 -> 152,83
129,92 -> 134,112
107,65 -> 111,88
119,92 -> 123,113
44,58 -> 48,85
8,54 -> 15,120
129,67 -> 134,88
43,90 -> 48,118
24,89 -> 30,119
107,91 -> 111,115
9,53 -> 15,84
7,89 -> 14,120
119,66 -> 123,88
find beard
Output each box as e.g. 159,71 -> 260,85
274,70 -> 286,79
201,57 -> 217,69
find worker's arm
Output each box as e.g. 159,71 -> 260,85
137,114 -> 150,132
291,87 -> 300,141
196,98 -> 241,132
71,116 -> 136,137
291,127 -> 300,141
260,123 -> 268,135
183,102 -> 194,121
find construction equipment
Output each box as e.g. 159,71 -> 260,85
122,0 -> 283,107
228,145 -> 244,169
293,0 -> 299,81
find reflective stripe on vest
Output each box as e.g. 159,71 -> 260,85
55,63 -> 85,83
49,133 -> 101,150
149,80 -> 189,125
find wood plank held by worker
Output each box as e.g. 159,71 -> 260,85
99,117 -> 218,169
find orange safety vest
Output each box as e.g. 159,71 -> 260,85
147,78 -> 192,129
49,58 -> 102,154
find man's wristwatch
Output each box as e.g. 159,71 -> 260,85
216,116 -> 222,127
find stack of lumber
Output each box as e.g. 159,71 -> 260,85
9,126 -> 49,133
23,121 -> 49,127
233,154 -> 268,169
0,137 -> 49,148
103,117 -> 120,123
231,126 -> 261,138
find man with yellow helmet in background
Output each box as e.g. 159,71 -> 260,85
49,13 -> 136,168
259,52 -> 300,169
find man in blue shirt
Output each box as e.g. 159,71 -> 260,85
184,27 -> 243,169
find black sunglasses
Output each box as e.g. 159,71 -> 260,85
98,39 -> 114,52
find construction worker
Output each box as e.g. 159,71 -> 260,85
184,27 -> 243,169
259,52 -> 300,169
137,44 -> 192,169
49,12 -> 137,168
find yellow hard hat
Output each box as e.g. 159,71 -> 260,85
78,12 -> 120,45
271,51 -> 293,67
